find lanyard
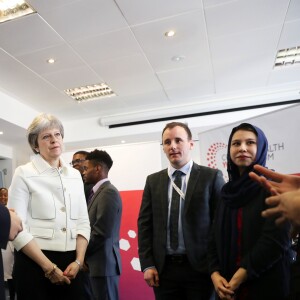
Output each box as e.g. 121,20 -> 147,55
169,173 -> 185,200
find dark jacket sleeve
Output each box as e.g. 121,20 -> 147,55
0,205 -> 10,249
208,198 -> 223,275
240,189 -> 291,279
137,175 -> 155,271
209,169 -> 225,222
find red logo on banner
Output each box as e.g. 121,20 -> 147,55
206,142 -> 228,181
206,142 -> 227,169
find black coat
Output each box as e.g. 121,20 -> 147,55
208,188 -> 291,300
0,205 -> 10,300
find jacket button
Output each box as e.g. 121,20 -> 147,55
61,207 -> 66,212
62,228 -> 66,232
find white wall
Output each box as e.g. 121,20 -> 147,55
62,141 -> 162,191
0,143 -> 14,187
0,159 -> 12,188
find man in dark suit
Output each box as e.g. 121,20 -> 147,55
138,122 -> 225,300
83,149 -> 122,300
0,206 -> 22,300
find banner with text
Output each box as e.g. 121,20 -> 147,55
198,104 -> 300,179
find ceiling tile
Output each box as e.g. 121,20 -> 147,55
27,0 -> 80,12
132,11 -> 210,72
278,19 -> 300,48
203,0 -> 238,8
0,0 -> 300,149
269,67 -> 300,85
71,28 -> 142,64
158,65 -> 214,100
91,54 -> 155,81
43,65 -> 103,90
285,0 -> 300,22
35,0 -> 128,42
210,26 -> 282,92
115,0 -> 203,25
108,73 -> 163,97
15,44 -> 87,75
205,0 -> 289,38
0,14 -> 64,56
122,90 -> 169,107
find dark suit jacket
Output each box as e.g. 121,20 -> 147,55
138,162 -> 225,274
86,181 -> 122,277
0,205 -> 10,300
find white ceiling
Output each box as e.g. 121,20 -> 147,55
0,0 -> 300,151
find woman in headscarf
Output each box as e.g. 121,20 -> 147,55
208,123 -> 291,300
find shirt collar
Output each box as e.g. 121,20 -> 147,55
168,159 -> 193,177
92,178 -> 109,194
32,154 -> 68,174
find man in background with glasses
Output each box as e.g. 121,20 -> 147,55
72,151 -> 93,201
71,150 -> 94,300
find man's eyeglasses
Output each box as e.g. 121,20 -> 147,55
70,159 -> 86,166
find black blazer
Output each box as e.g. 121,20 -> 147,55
138,162 -> 225,274
0,205 -> 10,300
208,188 -> 291,300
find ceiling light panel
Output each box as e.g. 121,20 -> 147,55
0,0 -> 36,23
274,46 -> 300,68
64,83 -> 116,103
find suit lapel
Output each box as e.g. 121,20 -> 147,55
88,181 -> 110,210
160,170 -> 169,224
184,163 -> 199,212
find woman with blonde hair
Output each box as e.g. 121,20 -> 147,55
8,113 -> 90,300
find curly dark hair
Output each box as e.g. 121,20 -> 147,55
86,149 -> 113,171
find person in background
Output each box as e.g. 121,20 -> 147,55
83,149 -> 122,300
72,151 -> 94,201
0,205 -> 22,300
138,121 -> 225,300
8,113 -> 90,300
0,188 -> 8,206
72,151 -> 89,175
71,151 -> 94,300
249,165 -> 300,300
0,188 -> 16,300
208,123 -> 291,300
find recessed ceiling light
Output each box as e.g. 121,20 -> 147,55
47,58 -> 56,64
121,140 -> 126,144
171,55 -> 185,62
0,131 -> 3,135
274,46 -> 300,67
165,30 -> 176,37
0,0 -> 36,23
65,83 -> 116,103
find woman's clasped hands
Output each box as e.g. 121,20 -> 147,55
45,264 -> 71,285
211,272 -> 235,299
